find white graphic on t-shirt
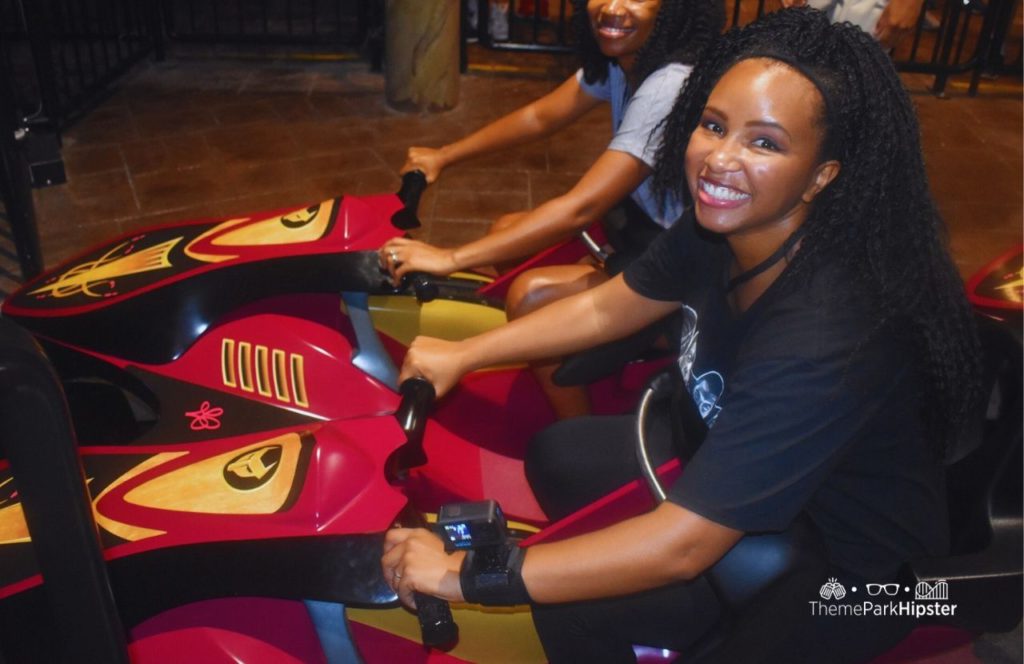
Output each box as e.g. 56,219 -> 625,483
677,304 -> 724,426
677,305 -> 699,382
692,371 -> 724,426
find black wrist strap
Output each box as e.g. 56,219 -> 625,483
460,543 -> 531,606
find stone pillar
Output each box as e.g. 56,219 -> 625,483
385,0 -> 460,112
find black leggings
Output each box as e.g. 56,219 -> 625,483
524,413 -> 917,663
532,578 -> 723,663
526,410 -> 723,662
525,404 -> 678,522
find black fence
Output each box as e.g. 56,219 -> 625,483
471,0 -> 1020,96
0,0 -> 1016,138
470,0 -> 574,52
0,0 -> 160,132
162,0 -> 374,46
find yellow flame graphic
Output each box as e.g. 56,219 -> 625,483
29,237 -> 182,299
995,267 -> 1024,303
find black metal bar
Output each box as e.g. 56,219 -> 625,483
24,1 -> 63,129
478,0 -> 492,47
930,0 -> 965,94
84,0 -> 103,93
908,0 -> 926,62
954,9 -> 974,64
0,320 -> 129,663
114,0 -> 128,61
557,0 -> 568,44
63,0 -> 90,107
967,0 -> 1005,95
147,0 -> 165,61
98,0 -> 114,76
0,45 -> 43,279
460,0 -> 469,73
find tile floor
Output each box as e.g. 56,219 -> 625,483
23,46 -> 1023,284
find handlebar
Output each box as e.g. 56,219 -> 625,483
390,431 -> 460,651
391,171 -> 428,230
395,377 -> 435,449
415,591 -> 459,649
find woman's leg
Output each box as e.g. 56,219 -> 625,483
506,264 -> 609,419
525,408 -> 676,521
532,577 -> 722,663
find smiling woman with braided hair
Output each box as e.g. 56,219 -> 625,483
383,9 -> 983,662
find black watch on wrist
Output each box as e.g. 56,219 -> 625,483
436,499 -> 531,606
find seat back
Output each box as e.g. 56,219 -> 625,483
904,314 -> 1023,634
0,318 -> 128,662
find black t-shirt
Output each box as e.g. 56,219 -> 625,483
623,216 -> 949,580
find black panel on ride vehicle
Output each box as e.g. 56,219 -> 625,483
8,251 -> 395,364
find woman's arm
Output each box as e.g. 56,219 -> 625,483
398,274 -> 679,397
382,502 -> 743,608
403,75 -> 601,182
522,502 -> 742,602
381,149 -> 651,282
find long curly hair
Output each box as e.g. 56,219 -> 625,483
572,0 -> 724,86
653,8 -> 982,458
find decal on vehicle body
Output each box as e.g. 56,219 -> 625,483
221,338 -> 309,407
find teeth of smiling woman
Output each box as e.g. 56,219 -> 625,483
701,180 -> 749,201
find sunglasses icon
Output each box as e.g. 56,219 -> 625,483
866,583 -> 901,596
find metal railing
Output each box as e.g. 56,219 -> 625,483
0,0 -> 160,132
468,0 -> 1021,96
161,0 -> 372,47
470,0 -> 574,52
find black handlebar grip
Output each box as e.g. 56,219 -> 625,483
403,272 -> 439,303
386,377 -> 436,479
415,591 -> 459,650
396,377 -> 435,442
392,171 -> 428,230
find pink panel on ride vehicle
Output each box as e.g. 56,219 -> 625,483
402,361 -> 667,524
348,621 -> 472,663
156,310 -> 399,420
131,598 -> 324,663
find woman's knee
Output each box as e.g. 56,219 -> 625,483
506,266 -> 603,320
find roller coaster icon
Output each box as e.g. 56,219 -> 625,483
914,580 -> 950,601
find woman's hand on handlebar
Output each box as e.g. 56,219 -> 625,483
400,336 -> 468,399
379,238 -> 459,286
402,147 -> 447,184
382,527 -> 466,609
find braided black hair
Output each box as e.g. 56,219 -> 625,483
572,0 -> 725,87
654,7 -> 983,458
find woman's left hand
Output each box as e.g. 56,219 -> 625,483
379,238 -> 459,285
382,528 -> 466,610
